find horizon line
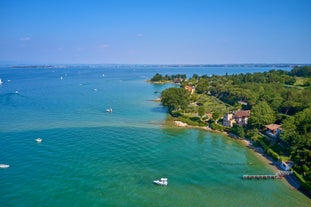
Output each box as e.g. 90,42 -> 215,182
1,62 -> 311,66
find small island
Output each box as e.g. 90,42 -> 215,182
149,66 -> 311,195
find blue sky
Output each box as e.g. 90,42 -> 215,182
0,0 -> 310,64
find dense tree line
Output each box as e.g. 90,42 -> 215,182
153,66 -> 311,185
201,71 -> 311,116
150,73 -> 186,82
290,66 -> 311,77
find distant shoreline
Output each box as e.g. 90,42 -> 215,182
4,63 -> 307,69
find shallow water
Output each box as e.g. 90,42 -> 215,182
0,66 -> 309,206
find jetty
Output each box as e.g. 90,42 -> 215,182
242,171 -> 292,180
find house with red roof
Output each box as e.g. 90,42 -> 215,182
265,124 -> 282,138
184,85 -> 195,94
223,110 -> 251,127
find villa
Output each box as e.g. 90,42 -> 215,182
184,85 -> 195,94
223,110 -> 251,127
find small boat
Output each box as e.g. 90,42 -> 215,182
0,164 -> 10,169
106,108 -> 112,112
153,178 -> 168,186
35,138 -> 42,143
0,78 -> 3,85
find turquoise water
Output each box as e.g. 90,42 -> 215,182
0,67 -> 310,206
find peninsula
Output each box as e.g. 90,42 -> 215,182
150,66 -> 311,195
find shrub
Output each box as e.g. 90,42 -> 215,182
293,170 -> 311,191
257,139 -> 268,152
177,116 -> 206,126
302,164 -> 310,173
210,123 -> 224,131
267,148 -> 280,161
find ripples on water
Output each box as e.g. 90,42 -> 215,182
0,67 -> 310,206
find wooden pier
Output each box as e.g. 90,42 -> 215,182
242,171 -> 292,180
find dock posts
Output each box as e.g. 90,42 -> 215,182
242,171 -> 292,180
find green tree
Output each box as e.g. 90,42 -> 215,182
212,111 -> 221,120
192,74 -> 199,80
161,88 -> 190,111
290,66 -> 311,77
189,93 -> 199,102
246,128 -> 261,141
282,107 -> 311,145
198,106 -> 205,118
196,78 -> 209,94
151,73 -> 163,82
231,124 -> 245,138
249,101 -> 276,128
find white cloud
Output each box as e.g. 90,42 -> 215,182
20,37 -> 31,41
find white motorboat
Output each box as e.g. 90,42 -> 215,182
0,78 -> 3,85
153,178 -> 168,186
0,164 -> 10,169
106,108 -> 112,112
35,138 -> 42,143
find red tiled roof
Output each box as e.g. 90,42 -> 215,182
265,124 -> 282,131
184,86 -> 193,92
234,110 -> 250,118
